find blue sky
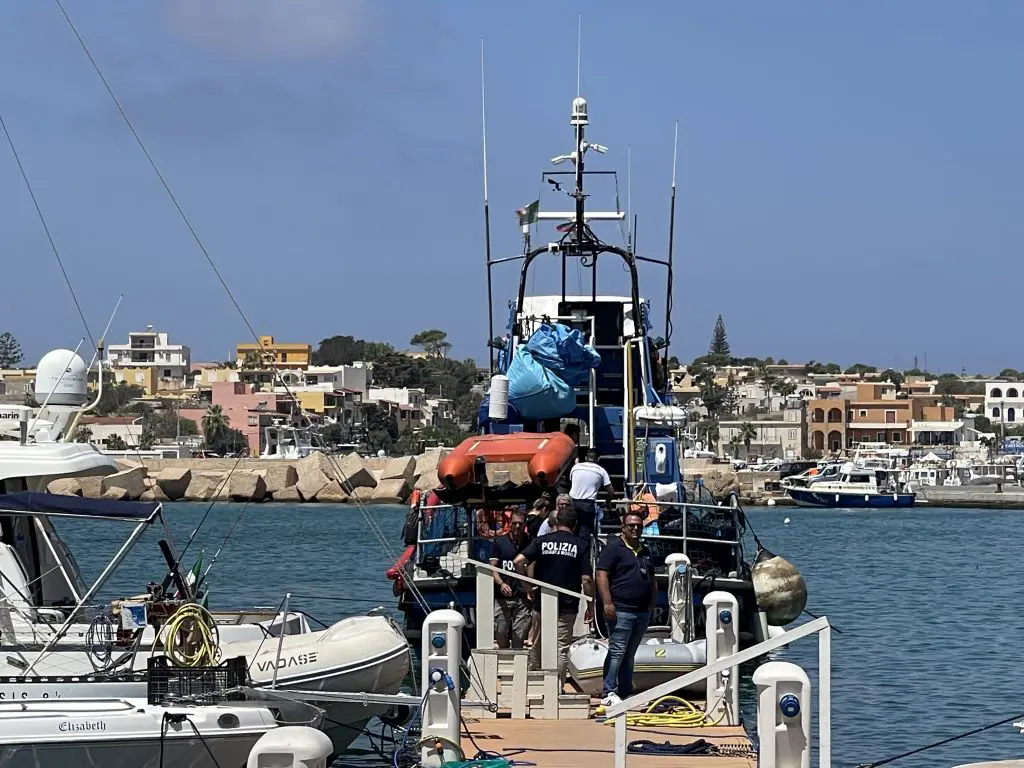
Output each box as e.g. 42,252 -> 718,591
1,1 -> 1021,373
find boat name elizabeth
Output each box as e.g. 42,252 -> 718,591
58,720 -> 106,732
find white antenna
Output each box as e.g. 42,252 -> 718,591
480,39 -> 489,205
576,13 -> 582,98
627,144 -> 633,241
672,120 -> 679,190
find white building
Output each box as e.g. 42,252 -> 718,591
366,387 -> 427,431
107,326 -> 191,387
984,381 -> 1024,425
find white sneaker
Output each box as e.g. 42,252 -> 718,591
600,692 -> 622,708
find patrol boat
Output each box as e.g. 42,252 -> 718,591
387,92 -> 807,652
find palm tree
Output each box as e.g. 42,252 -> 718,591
202,405 -> 229,446
739,421 -> 758,458
728,434 -> 743,459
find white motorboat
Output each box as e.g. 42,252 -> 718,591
567,628 -> 706,696
0,695 -> 321,768
0,349 -> 411,755
0,490 -> 410,755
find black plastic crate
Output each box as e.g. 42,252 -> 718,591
147,655 -> 249,705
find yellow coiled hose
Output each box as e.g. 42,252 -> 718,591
604,695 -> 726,728
163,603 -> 221,667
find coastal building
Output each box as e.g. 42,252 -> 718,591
235,336 -> 311,370
719,405 -> 808,459
77,415 -> 142,450
809,382 -> 959,452
0,368 -> 35,402
423,397 -> 454,427
106,327 -> 191,395
366,387 -> 426,432
179,382 -> 288,455
984,381 -> 1024,426
193,364 -> 240,389
668,367 -> 701,403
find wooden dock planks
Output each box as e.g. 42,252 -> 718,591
461,716 -> 756,768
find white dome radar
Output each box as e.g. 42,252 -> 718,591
34,349 -> 89,407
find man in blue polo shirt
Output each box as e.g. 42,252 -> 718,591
595,510 -> 657,707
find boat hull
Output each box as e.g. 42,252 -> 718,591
786,488 -> 915,508
0,732 -> 260,768
567,631 -> 706,697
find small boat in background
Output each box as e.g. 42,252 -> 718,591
786,462 -> 915,508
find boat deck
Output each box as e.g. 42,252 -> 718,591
462,716 -> 755,768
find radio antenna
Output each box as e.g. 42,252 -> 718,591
664,121 -> 679,366
481,40 -> 495,375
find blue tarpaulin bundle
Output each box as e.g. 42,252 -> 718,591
506,323 -> 601,420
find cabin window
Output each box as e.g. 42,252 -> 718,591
859,410 -> 867,418
993,407 -> 1001,418
1009,408 -> 1017,422
992,387 -> 1003,398
876,432 -> 884,442
788,429 -> 796,440
885,410 -> 896,423
1009,388 -> 1020,398
892,432 -> 902,443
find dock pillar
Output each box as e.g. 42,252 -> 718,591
753,661 -> 811,768
420,609 -> 466,767
703,590 -> 739,725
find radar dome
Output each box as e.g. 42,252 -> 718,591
35,349 -> 89,407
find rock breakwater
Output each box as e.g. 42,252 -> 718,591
47,448 -> 450,505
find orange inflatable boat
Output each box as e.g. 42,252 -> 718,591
437,432 -> 577,490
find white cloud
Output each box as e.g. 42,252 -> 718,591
163,0 -> 370,57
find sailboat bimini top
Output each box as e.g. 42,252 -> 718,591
0,491 -> 161,523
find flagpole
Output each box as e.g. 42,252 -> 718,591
481,39 -> 495,375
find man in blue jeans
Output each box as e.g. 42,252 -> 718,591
595,510 -> 657,707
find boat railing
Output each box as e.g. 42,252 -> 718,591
604,614 -> 833,767
602,498 -> 746,578
464,556 -> 592,719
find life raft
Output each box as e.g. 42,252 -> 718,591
437,432 -> 576,490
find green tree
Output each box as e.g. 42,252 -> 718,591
72,425 -> 92,443
708,315 -> 730,358
0,332 -> 23,368
844,363 -> 878,375
739,422 -> 758,457
106,434 -> 129,451
202,404 -> 229,447
95,375 -> 145,416
139,419 -> 156,450
410,329 -> 452,359
362,403 -> 399,454
776,380 -> 798,399
696,418 -> 719,451
999,368 -> 1020,379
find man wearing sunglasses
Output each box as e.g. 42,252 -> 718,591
489,509 -> 532,649
595,510 -> 657,708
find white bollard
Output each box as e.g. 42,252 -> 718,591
664,553 -> 692,643
752,661 -> 812,768
703,590 -> 739,725
420,609 -> 466,768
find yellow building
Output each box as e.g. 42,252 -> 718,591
114,367 -> 158,395
235,336 -> 311,370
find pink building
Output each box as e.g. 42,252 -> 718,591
180,382 -> 284,455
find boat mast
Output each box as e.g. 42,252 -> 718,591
480,41 -> 495,375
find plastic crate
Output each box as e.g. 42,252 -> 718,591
147,655 -> 249,705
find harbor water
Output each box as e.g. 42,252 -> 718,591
59,502 -> 1024,768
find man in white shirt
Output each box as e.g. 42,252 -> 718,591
568,449 -> 614,541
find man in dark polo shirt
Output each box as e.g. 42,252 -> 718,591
595,510 -> 657,707
513,505 -> 593,680
489,509 -> 531,649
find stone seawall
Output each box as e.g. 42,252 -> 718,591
46,449 -> 450,506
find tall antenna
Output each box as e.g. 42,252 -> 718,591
664,121 -> 679,367
627,145 -> 633,248
481,39 -> 495,375
576,13 -> 582,98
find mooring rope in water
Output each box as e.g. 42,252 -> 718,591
853,711 -> 1024,767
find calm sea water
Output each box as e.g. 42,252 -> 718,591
55,502 -> 1024,768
